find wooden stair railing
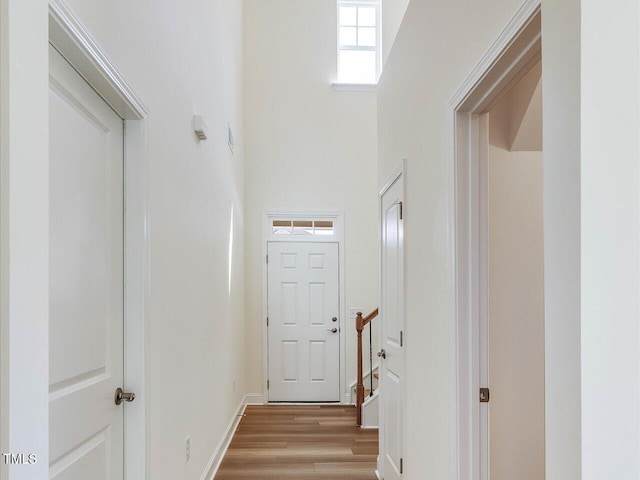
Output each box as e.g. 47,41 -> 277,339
356,308 -> 378,427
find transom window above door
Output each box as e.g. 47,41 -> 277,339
272,219 -> 334,236
337,0 -> 380,84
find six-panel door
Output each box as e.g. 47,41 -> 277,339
267,242 -> 340,402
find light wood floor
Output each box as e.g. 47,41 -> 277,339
215,405 -> 378,480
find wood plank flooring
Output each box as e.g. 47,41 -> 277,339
215,405 -> 378,480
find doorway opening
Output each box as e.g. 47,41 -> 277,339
262,212 -> 347,403
449,2 -> 543,479
484,59 -> 544,480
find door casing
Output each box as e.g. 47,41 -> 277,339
49,2 -> 150,479
261,211 -> 347,404
448,2 -> 542,479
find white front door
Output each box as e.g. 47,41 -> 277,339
49,45 -> 125,480
267,242 -> 340,402
379,173 -> 404,479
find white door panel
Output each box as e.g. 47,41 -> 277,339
380,174 -> 404,480
49,45 -> 124,479
268,242 -> 340,401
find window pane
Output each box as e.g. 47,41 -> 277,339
358,7 -> 376,27
339,6 -> 357,26
358,27 -> 376,47
314,221 -> 334,235
292,220 -> 313,235
338,50 -> 376,84
340,27 -> 357,46
273,220 -> 292,234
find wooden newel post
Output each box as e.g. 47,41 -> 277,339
355,311 -> 365,427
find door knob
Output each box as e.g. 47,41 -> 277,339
332,317 -> 338,322
114,387 -> 136,405
327,327 -> 338,333
377,349 -> 386,359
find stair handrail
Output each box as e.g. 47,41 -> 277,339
355,308 -> 378,427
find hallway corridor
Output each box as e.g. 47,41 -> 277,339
215,405 -> 378,479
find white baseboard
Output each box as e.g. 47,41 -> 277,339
200,399 -> 247,480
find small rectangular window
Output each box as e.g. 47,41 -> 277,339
293,220 -> 314,235
273,220 -> 292,235
313,221 -> 334,235
337,0 -> 380,84
272,219 -> 334,236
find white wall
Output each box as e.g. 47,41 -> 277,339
541,1 -> 582,476
244,0 -> 379,399
0,1 -> 50,478
2,0 -> 247,478
488,146 -> 544,480
581,0 -> 640,478
381,0 -> 411,67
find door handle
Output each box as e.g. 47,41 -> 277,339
377,349 -> 386,359
114,387 -> 136,405
327,327 -> 338,333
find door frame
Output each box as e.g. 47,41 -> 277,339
447,1 -> 541,479
377,160 -> 406,480
261,211 -> 347,403
49,2 -> 150,479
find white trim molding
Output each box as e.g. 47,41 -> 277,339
200,399 -> 248,480
447,1 -> 541,479
47,2 -> 150,479
262,211 -> 348,404
331,82 -> 378,93
49,0 -> 148,120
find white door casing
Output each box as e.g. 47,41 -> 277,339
267,242 -> 341,402
379,167 -> 405,480
49,44 -> 125,479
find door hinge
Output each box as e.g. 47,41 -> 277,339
266,317 -> 269,326
400,457 -> 403,474
266,254 -> 269,264
267,380 -> 270,389
400,330 -> 403,347
399,201 -> 403,220
480,387 -> 490,403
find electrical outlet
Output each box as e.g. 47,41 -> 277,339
185,437 -> 190,463
350,308 -> 364,320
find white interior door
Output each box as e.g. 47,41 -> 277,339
49,45 -> 125,480
379,173 -> 404,480
267,242 -> 340,402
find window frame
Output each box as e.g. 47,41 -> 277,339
336,0 -> 381,85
